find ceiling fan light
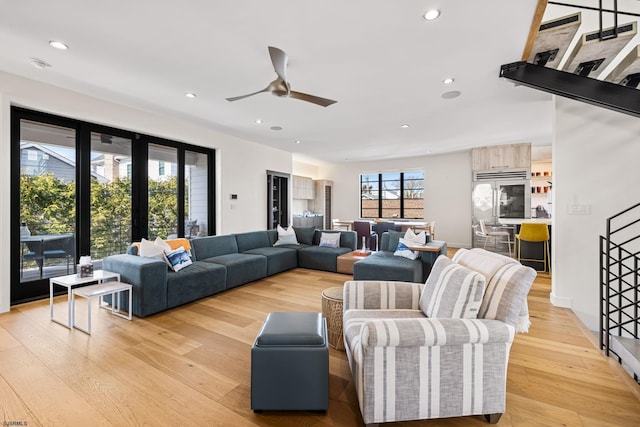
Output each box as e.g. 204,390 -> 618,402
423,9 -> 440,21
30,58 -> 51,69
49,40 -> 69,50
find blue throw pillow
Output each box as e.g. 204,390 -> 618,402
163,246 -> 193,272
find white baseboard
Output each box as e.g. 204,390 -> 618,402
550,292 -> 572,308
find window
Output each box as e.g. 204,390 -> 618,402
158,161 -> 165,176
360,170 -> 424,219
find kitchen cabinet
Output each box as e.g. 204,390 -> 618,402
267,170 -> 289,230
292,175 -> 315,199
472,143 -> 531,171
292,215 -> 323,228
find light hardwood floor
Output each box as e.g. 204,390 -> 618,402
1,257 -> 640,426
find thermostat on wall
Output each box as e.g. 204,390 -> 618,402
231,194 -> 238,200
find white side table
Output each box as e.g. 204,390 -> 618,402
49,270 -> 120,329
73,281 -> 133,334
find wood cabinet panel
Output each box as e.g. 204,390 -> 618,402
472,143 -> 531,170
292,175 -> 315,199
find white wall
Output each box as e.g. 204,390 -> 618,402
553,96 -> 640,331
0,71 -> 292,313
317,150 -> 473,248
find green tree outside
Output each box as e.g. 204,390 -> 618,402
20,173 -> 182,264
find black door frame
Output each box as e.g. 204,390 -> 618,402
10,107 -> 215,304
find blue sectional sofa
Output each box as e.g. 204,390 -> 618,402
103,228 -> 356,317
353,230 -> 447,282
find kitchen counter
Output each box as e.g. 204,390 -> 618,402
498,218 -> 552,225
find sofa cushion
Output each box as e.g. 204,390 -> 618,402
353,251 -> 423,283
166,261 -> 226,308
243,246 -> 298,276
419,255 -> 486,319
294,226 -> 316,245
478,262 -> 536,330
191,235 -> 239,260
235,230 -> 271,252
298,246 -> 351,272
202,253 -> 267,289
379,230 -> 404,252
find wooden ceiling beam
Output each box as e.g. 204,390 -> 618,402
522,0 -> 549,61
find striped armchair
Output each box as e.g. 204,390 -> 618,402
343,248 -> 536,425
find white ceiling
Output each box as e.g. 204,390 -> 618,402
0,1 -> 633,164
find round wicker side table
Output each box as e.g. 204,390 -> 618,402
321,286 -> 344,351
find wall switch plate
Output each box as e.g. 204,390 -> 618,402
567,204 -> 590,215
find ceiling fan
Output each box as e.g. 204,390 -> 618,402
226,46 -> 337,107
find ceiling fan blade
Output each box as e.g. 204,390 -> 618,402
288,91 -> 337,107
226,86 -> 270,102
268,46 -> 288,82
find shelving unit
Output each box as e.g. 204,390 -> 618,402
531,161 -> 552,218
267,171 -> 289,230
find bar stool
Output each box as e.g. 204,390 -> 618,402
515,223 -> 550,273
479,219 -> 512,256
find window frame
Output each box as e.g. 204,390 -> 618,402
360,170 -> 424,219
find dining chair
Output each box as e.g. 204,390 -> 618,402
43,235 -> 76,275
353,221 -> 377,251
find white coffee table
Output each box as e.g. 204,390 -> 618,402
73,281 -> 132,334
49,270 -> 120,329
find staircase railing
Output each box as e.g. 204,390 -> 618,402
600,202 -> 640,381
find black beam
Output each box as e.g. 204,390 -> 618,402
499,61 -> 640,119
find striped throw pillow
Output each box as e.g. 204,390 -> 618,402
420,255 -> 486,319
478,262 -> 536,328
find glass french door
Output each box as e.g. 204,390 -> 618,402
14,118 -> 78,302
148,143 -> 178,239
90,131 -> 133,261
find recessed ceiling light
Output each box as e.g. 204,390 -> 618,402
443,77 -> 455,84
401,124 -> 410,128
49,40 -> 69,50
295,140 -> 301,144
442,90 -> 461,99
30,58 -> 51,69
255,119 -> 263,124
185,93 -> 197,99
423,9 -> 440,21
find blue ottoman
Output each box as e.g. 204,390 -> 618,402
251,312 -> 329,412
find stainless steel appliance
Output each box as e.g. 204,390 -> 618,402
472,169 -> 531,224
